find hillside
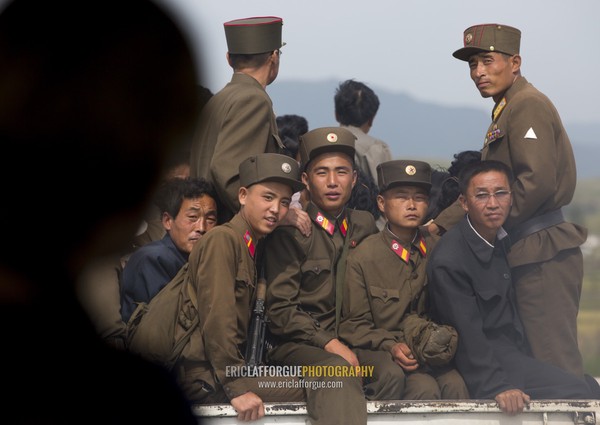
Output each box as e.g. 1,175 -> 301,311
268,79 -> 600,178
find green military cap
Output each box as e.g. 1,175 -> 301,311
224,16 -> 284,55
298,127 -> 356,170
453,23 -> 521,61
377,159 -> 432,193
239,153 -> 304,193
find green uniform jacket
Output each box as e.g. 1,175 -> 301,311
481,76 -> 586,267
339,227 -> 438,352
189,73 -> 284,217
265,202 -> 378,348
183,214 -> 259,400
434,76 -> 586,266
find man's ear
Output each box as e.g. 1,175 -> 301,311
459,194 -> 469,213
301,172 -> 310,191
377,194 -> 385,214
238,186 -> 248,206
511,54 -> 522,73
161,211 -> 173,231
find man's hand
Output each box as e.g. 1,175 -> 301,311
230,392 -> 265,422
425,221 -> 444,236
324,338 -> 359,368
278,206 -> 311,237
495,389 -> 530,415
390,342 -> 419,371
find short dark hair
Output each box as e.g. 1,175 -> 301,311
458,160 -> 514,195
156,177 -> 217,219
334,79 -> 380,127
228,51 -> 271,70
277,114 -> 308,159
347,168 -> 381,220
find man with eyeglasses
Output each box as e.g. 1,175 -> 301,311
432,23 -> 588,382
190,16 -> 287,224
427,160 -> 597,415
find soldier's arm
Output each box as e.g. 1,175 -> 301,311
504,95 -> 558,222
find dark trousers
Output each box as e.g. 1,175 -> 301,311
495,340 -> 593,399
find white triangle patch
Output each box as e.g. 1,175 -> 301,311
524,127 -> 537,139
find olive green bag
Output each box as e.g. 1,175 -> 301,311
125,263 -> 198,371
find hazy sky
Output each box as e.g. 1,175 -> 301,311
159,0 -> 600,124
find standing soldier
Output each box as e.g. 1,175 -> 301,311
437,23 -> 588,380
265,127 -> 379,425
190,16 -> 286,223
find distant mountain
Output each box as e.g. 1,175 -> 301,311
268,79 -> 600,178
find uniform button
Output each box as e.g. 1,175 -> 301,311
313,266 -> 320,273
503,273 -> 510,279
382,290 -> 388,298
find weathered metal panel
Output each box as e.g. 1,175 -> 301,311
193,400 -> 600,424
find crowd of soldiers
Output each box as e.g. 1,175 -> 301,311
69,12 -> 600,425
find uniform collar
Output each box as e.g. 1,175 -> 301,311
383,226 -> 427,264
230,72 -> 265,91
231,213 -> 259,259
460,215 -> 508,264
491,76 -> 528,122
307,202 -> 349,237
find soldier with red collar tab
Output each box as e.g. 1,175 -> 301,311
179,153 -> 306,422
265,127 -> 378,425
339,159 -> 468,401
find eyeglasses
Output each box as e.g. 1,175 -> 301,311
471,190 -> 512,204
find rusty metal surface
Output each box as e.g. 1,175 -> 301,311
194,400 -> 600,424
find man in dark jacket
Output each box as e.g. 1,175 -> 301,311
427,160 -> 596,415
120,177 -> 217,322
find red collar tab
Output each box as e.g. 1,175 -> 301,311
243,230 -> 255,259
391,240 -> 410,264
315,212 -> 335,236
416,235 -> 427,257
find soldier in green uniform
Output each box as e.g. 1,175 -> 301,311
189,16 -> 286,223
265,127 -> 378,425
177,153 -> 307,422
435,23 -> 588,381
339,159 -> 469,400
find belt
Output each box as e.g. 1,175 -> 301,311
508,209 -> 564,245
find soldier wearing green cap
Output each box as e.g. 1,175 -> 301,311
339,159 -> 469,401
178,153 -> 308,422
431,23 -> 588,381
264,127 -> 378,424
189,16 -> 287,224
